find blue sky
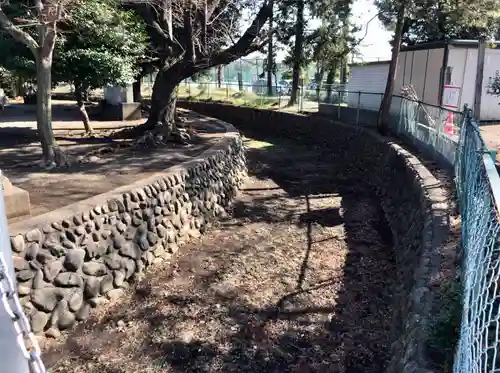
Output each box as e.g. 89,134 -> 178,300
350,0 -> 392,61
249,0 -> 393,63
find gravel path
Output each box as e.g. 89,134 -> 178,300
43,137 -> 397,373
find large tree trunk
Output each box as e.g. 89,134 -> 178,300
340,58 -> 348,84
288,0 -> 305,106
437,0 -> 446,40
325,64 -> 336,103
148,69 -> 179,131
133,78 -> 142,102
124,67 -> 184,140
123,67 -> 193,145
16,76 -> 24,97
315,67 -> 325,102
377,2 -> 405,135
266,43 -> 274,96
36,58 -> 64,166
217,65 -> 222,88
75,82 -> 93,134
238,72 -> 243,91
266,0 -> 274,97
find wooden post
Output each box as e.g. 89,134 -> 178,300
474,40 -> 486,120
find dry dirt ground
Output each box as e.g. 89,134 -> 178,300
481,123 -> 500,162
42,137 -> 397,373
0,110 -> 224,222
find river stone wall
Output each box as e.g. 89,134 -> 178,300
178,100 -> 452,373
9,128 -> 246,338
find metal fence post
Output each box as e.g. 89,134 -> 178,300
337,91 -> 341,120
299,86 -> 304,112
356,91 -> 361,125
397,96 -> 403,135
414,101 -> 421,148
0,171 -> 30,373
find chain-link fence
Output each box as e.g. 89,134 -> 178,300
3,80 -> 500,373
0,172 -> 46,373
453,108 -> 500,373
177,79 -> 348,112
177,80 -> 290,109
320,91 -> 500,373
318,90 -> 462,167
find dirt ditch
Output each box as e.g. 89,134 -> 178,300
43,137 -> 397,373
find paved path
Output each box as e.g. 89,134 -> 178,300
44,135 -> 397,373
0,101 -> 142,131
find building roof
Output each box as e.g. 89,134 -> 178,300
400,39 -> 500,52
348,39 -> 500,68
350,60 -> 391,67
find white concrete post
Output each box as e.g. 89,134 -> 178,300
0,170 -> 30,373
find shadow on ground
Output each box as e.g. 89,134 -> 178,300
43,131 -> 397,373
2,110 -> 229,219
0,102 -> 82,124
0,109 -> 225,174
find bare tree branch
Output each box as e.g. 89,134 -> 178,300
193,0 -> 271,70
41,4 -> 63,60
0,5 -> 39,54
183,4 -> 195,63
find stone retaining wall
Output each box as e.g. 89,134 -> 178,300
178,100 -> 451,373
9,126 -> 246,338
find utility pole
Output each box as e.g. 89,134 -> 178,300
0,172 -> 30,373
474,39 -> 487,120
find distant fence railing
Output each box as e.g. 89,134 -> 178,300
177,80 -> 349,112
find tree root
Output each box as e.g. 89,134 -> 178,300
74,122 -> 194,165
76,141 -> 131,163
132,118 -> 193,148
134,126 -> 191,148
42,146 -> 73,170
15,146 -> 73,170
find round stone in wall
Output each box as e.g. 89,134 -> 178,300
11,235 -> 25,253
30,311 -> 49,334
82,262 -> 108,276
64,249 -> 86,271
25,229 -> 43,243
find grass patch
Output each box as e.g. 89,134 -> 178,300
244,138 -> 274,149
177,84 -> 280,109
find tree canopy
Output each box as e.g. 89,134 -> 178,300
126,0 -> 272,134
375,0 -> 500,44
0,0 -> 147,95
54,0 -> 147,96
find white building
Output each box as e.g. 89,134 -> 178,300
348,40 -> 500,121
347,61 -> 389,111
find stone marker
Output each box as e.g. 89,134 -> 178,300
1,174 -> 30,219
101,84 -> 141,121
